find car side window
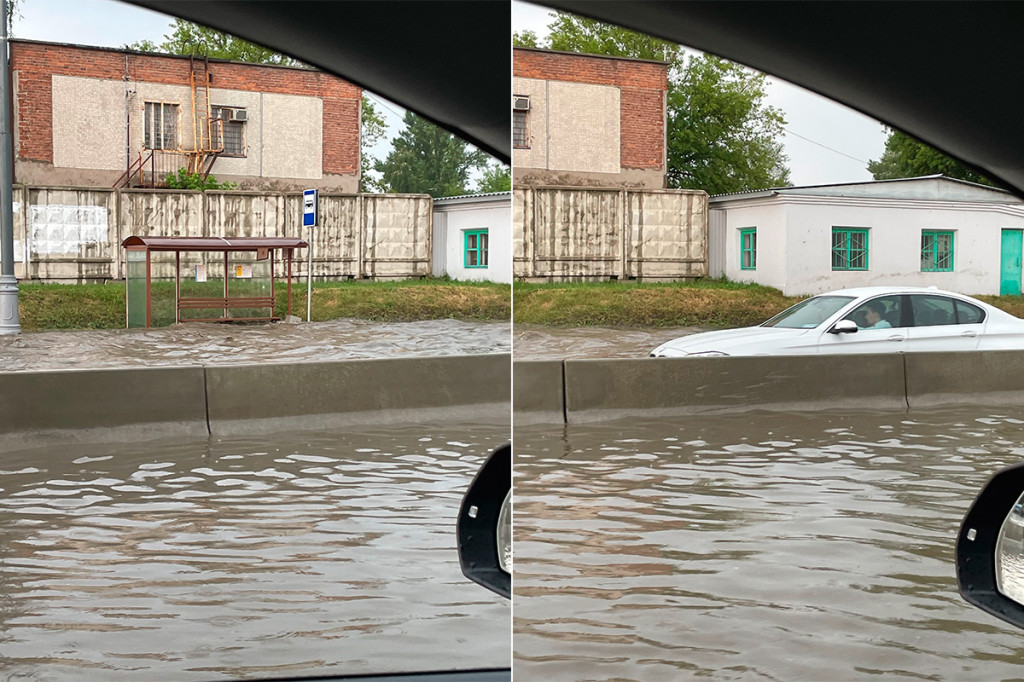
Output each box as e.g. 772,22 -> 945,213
954,299 -> 986,325
910,295 -> 957,327
846,295 -> 903,329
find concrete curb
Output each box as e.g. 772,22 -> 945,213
512,360 -> 564,425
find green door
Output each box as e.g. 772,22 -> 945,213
1001,229 -> 1023,296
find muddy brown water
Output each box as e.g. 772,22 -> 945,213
0,319 -> 510,371
512,324 -> 704,360
514,408 -> 1024,681
0,423 -> 510,680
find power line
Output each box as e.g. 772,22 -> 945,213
783,128 -> 870,166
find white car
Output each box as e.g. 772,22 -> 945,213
650,286 -> 1024,357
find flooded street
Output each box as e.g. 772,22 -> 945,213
0,422 -> 510,680
514,408 -> 1024,681
513,324 -> 703,360
0,319 -> 510,371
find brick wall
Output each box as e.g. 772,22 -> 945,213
11,40 -> 360,177
513,48 -> 667,171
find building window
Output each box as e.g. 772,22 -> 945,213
212,106 -> 247,157
513,95 -> 530,148
465,229 -> 488,268
921,230 -> 954,271
144,102 -> 179,150
740,227 -> 756,270
831,227 -> 869,270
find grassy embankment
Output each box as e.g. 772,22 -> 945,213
16,279 -> 511,332
18,278 -> 1024,332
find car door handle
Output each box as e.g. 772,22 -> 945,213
961,331 -> 978,337
888,335 -> 905,342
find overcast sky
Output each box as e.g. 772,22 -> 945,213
513,1 -> 888,187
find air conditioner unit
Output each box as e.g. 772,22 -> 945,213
232,109 -> 248,122
513,96 -> 530,111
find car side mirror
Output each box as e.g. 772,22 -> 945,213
829,319 -> 858,334
956,463 -> 1024,629
457,443 -> 510,599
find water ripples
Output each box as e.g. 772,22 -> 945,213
514,409 -> 1024,681
0,424 -> 509,680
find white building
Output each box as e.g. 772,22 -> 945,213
432,192 -> 511,283
709,175 -> 1024,296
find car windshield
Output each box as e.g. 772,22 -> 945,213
761,295 -> 855,329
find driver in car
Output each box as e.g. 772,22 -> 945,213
862,301 -> 892,329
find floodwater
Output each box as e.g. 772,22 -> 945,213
514,408 -> 1024,681
0,422 -> 510,680
0,319 -> 510,372
513,324 -> 703,360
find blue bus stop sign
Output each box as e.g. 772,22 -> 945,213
303,189 -> 318,228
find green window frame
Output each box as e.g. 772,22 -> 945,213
740,228 -> 756,270
921,230 -> 954,272
831,227 -> 869,271
464,229 -> 488,268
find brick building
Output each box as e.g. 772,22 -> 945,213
11,40 -> 362,192
512,47 -> 668,189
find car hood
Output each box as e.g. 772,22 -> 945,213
651,326 -> 814,357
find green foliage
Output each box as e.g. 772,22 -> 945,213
513,30 -> 539,48
536,12 -> 790,194
126,19 -> 298,65
360,97 -> 389,192
165,168 -> 236,191
477,161 -> 511,193
868,129 -> 997,186
374,111 -> 489,197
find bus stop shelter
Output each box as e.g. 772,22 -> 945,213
122,236 -> 308,328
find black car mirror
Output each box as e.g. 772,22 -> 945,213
457,443 -> 511,599
829,319 -> 858,334
956,463 -> 1024,629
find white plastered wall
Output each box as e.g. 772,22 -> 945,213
262,92 -> 323,180
439,200 -> 511,283
722,200 -> 788,291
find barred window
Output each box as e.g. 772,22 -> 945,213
831,227 -> 869,270
513,111 -> 529,148
144,102 -> 178,150
212,107 -> 246,157
921,230 -> 954,272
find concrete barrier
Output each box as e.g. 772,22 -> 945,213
513,360 -> 564,425
562,355 -> 908,423
0,366 -> 209,449
906,350 -> 1024,409
206,354 -> 511,436
0,355 -> 511,451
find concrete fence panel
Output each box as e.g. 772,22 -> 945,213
26,186 -> 118,281
362,194 -> 432,279
514,185 -> 708,281
17,185 -> 432,283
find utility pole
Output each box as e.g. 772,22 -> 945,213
0,0 -> 20,335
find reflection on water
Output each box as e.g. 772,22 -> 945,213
0,423 -> 509,680
0,318 -> 510,372
512,324 -> 703,360
515,409 -> 1024,681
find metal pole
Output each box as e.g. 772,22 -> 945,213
0,0 -> 20,335
306,229 -> 313,322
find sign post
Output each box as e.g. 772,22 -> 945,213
302,189 -> 317,322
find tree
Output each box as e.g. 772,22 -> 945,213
375,112 -> 488,197
477,162 -> 511,193
360,98 -> 389,193
868,129 -> 996,186
126,19 -> 297,65
527,13 -> 790,194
